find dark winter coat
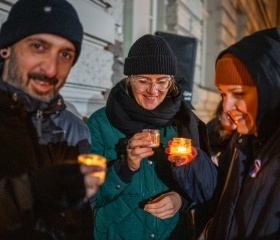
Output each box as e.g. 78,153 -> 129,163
0,79 -> 93,240
188,27 -> 280,240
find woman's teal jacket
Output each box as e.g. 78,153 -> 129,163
87,107 -> 217,240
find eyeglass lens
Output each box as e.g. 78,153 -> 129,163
133,76 -> 171,91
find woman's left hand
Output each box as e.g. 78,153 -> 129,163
143,191 -> 182,219
165,144 -> 198,166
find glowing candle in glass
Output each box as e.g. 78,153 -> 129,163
170,138 -> 192,156
142,129 -> 160,147
78,154 -> 107,183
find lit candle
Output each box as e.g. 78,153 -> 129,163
170,138 -> 191,156
177,146 -> 187,153
142,129 -> 160,147
78,154 -> 107,183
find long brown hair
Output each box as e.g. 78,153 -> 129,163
214,101 -> 235,140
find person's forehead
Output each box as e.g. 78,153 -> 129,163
218,84 -> 256,92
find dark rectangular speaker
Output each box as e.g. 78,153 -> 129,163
155,31 -> 197,103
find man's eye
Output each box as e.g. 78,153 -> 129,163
32,43 -> 43,50
61,52 -> 70,59
60,52 -> 74,63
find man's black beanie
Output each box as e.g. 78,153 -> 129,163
0,0 -> 83,65
124,34 -> 177,76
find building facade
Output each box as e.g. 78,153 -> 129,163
0,0 -> 278,122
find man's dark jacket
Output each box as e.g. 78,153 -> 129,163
0,75 -> 93,239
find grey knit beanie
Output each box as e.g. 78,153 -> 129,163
0,0 -> 83,64
124,34 -> 177,75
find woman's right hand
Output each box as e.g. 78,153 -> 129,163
126,131 -> 154,171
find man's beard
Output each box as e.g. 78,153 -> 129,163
5,49 -> 59,102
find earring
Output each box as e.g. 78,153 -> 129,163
0,49 -> 8,58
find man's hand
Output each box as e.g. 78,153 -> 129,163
80,164 -> 106,202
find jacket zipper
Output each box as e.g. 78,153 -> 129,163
36,110 -> 43,138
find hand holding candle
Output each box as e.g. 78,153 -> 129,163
165,138 -> 197,166
78,154 -> 107,202
78,154 -> 107,184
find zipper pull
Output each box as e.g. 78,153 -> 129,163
36,110 -> 43,138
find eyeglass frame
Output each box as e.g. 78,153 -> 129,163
130,75 -> 174,92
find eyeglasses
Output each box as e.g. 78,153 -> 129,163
131,75 -> 172,92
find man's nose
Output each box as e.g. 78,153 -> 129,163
40,55 -> 58,78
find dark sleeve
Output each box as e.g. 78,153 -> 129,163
172,148 -> 218,204
29,163 -> 86,216
1,163 -> 85,233
0,174 -> 34,235
114,156 -> 138,183
113,136 -> 138,183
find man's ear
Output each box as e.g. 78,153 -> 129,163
0,48 -> 10,59
1,48 -> 11,81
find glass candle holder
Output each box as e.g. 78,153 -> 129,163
142,129 -> 160,147
169,138 -> 192,156
78,154 -> 106,182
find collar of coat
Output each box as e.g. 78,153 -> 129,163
0,79 -> 66,116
